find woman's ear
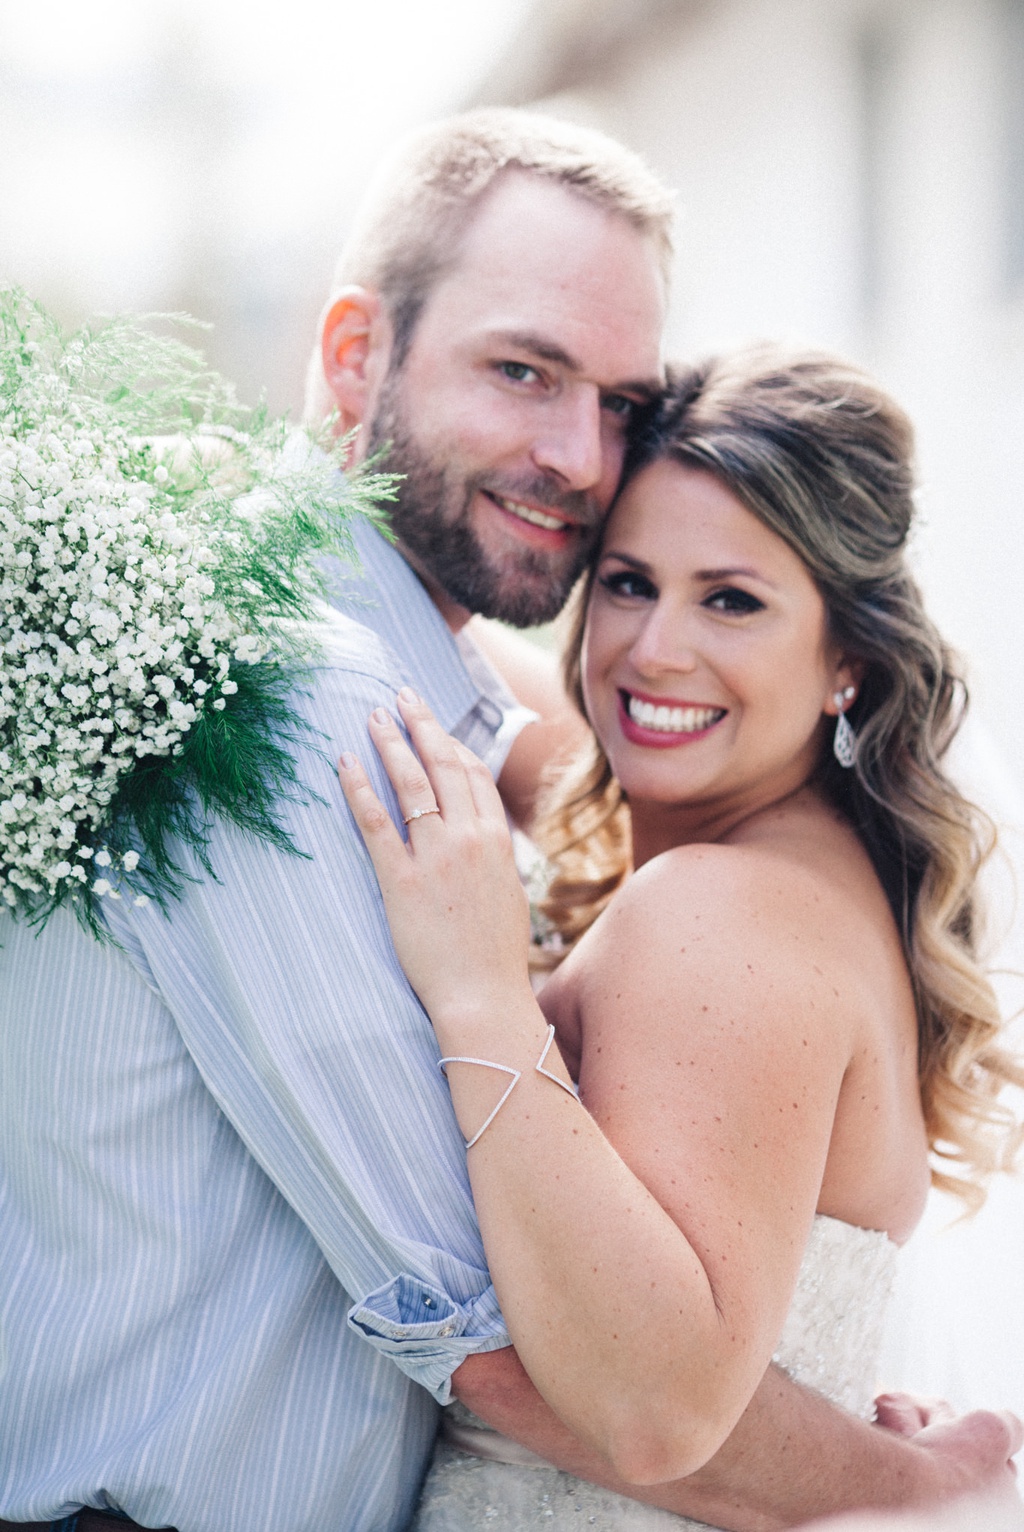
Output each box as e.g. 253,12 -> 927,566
823,657 -> 866,715
320,287 -> 384,444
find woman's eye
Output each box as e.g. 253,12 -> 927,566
704,586 -> 765,615
497,361 -> 539,384
598,569 -> 657,600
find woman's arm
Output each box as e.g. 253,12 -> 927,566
454,1349 -> 1023,1529
339,690 -> 856,1483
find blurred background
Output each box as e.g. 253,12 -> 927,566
2,0 -> 1023,1419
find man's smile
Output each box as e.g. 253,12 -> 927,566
482,489 -> 582,539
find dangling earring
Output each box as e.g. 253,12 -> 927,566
832,686 -> 857,769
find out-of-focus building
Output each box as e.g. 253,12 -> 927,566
471,0 -> 1024,775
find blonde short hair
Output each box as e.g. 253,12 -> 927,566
304,108 -> 675,421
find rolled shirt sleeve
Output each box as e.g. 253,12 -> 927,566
349,1275 -> 508,1398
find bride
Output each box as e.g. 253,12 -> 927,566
339,347 -> 1022,1529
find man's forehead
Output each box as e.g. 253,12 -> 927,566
413,179 -> 666,378
451,173 -> 662,282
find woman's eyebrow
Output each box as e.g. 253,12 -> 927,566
695,565 -> 777,587
601,555 -> 780,588
599,550 -> 650,568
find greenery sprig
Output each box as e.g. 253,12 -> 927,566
0,288 -> 396,933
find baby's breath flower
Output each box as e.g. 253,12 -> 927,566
0,400 -> 260,906
0,288 -> 395,927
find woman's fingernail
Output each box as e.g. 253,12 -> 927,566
339,752 -> 357,771
371,707 -> 390,725
398,686 -> 419,705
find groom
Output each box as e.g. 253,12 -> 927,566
0,110 -> 1017,1532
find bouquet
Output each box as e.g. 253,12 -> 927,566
0,289 -> 395,932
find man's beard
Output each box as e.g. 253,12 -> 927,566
366,373 -> 600,628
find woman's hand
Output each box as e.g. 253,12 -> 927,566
338,687 -> 534,1031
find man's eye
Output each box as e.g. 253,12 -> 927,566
498,361 -> 539,384
601,394 -> 635,419
598,569 -> 657,600
704,587 -> 765,615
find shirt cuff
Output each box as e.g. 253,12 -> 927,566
348,1274 -> 511,1402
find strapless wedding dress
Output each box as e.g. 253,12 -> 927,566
409,1214 -> 897,1530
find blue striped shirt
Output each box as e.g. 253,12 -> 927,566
0,522 -> 532,1532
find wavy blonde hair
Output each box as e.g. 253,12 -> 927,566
536,346 -> 1022,1209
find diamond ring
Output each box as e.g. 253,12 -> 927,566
402,806 -> 442,826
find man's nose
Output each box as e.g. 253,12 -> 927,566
531,386 -> 609,495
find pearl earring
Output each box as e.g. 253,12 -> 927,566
832,686 -> 857,769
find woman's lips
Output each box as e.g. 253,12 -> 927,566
617,689 -> 727,747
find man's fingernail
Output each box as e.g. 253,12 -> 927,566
398,686 -> 419,704
371,707 -> 390,725
339,752 -> 357,770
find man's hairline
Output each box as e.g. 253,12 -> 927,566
369,166 -> 671,385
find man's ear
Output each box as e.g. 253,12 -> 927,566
320,287 -> 386,441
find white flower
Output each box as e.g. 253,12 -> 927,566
0,297 -> 354,916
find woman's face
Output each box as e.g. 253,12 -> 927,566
582,458 -> 853,847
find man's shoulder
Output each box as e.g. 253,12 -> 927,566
304,602 -> 406,693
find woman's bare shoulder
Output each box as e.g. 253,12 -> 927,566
608,794 -> 892,966
601,837 -> 846,958
570,832 -> 876,1063
572,837 -> 862,1282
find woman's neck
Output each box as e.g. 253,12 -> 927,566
628,774 -> 823,870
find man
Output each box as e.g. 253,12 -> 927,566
0,111 -> 1017,1532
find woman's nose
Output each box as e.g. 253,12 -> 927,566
627,604 -> 698,677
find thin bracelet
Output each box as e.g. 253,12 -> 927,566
438,1024 -> 580,1149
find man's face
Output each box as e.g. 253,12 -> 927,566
363,173 -> 666,627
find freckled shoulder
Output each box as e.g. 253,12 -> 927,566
573,838 -> 864,1307
576,838 -> 864,1046
608,839 -> 840,948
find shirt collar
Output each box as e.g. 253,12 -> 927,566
324,517 -> 536,776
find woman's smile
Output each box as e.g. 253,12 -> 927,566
618,689 -> 728,747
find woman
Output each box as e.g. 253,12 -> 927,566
339,349 -> 1022,1528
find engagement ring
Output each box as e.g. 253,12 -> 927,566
402,807 -> 441,825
